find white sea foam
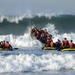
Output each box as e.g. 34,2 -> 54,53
0,53 -> 75,73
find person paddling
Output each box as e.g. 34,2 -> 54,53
50,40 -> 54,47
45,37 -> 51,47
69,40 -> 74,48
5,41 -> 13,50
62,38 -> 69,48
55,39 -> 62,50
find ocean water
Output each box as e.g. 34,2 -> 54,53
0,13 -> 75,75
0,48 -> 75,75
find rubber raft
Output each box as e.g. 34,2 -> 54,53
0,48 -> 12,51
42,47 -> 75,51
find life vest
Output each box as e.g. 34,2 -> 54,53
63,40 -> 69,46
50,42 -> 54,47
5,43 -> 10,48
69,42 -> 74,48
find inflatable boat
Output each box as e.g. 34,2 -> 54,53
61,48 -> 75,52
0,48 -> 12,51
0,48 -> 18,51
42,47 -> 75,52
42,47 -> 56,50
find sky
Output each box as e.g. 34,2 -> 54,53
0,0 -> 75,15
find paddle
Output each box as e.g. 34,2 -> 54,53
13,48 -> 19,50
10,48 -> 19,50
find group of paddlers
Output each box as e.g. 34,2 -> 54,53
0,41 -> 12,49
31,28 -> 75,50
31,28 -> 52,43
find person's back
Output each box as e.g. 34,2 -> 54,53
5,42 -> 10,48
55,39 -> 61,49
63,38 -> 69,47
69,40 -> 74,48
45,37 -> 51,47
50,40 -> 54,47
5,41 -> 12,50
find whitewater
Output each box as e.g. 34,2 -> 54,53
0,23 -> 75,75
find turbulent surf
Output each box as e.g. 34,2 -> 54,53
0,13 -> 75,73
